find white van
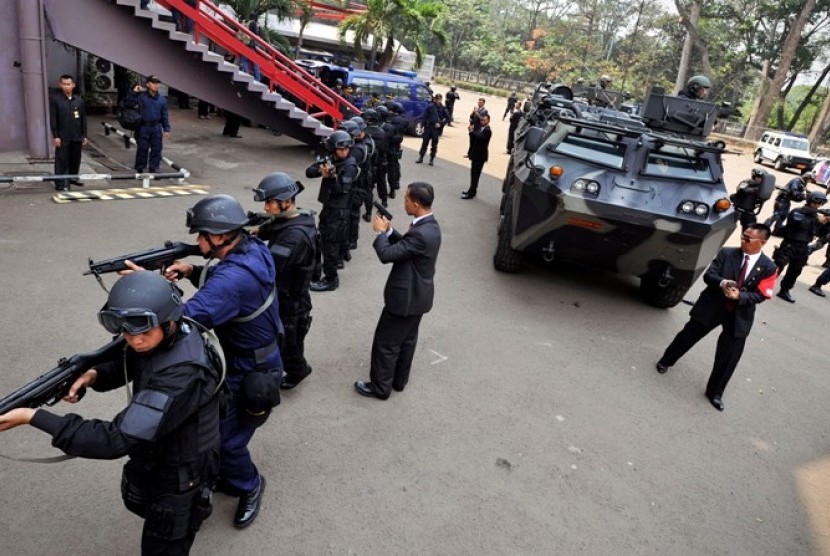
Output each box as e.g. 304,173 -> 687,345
754,131 -> 815,174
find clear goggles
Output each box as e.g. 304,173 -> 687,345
98,308 -> 160,335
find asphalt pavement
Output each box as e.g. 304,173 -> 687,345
0,91 -> 829,555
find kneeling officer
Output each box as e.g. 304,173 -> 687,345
0,272 -> 222,555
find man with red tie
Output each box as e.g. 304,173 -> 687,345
655,223 -> 778,412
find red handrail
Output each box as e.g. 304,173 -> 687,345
153,0 -> 360,123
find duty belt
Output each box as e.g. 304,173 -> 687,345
225,339 -> 279,371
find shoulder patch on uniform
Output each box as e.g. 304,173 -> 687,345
270,244 -> 292,259
120,389 -> 172,442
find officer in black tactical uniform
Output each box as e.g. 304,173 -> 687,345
445,85 -> 460,124
363,108 -> 390,207
384,101 -> 406,199
765,172 -> 813,235
417,94 -> 450,166
307,130 -> 359,292
340,120 -> 371,252
254,173 -> 318,390
351,116 -> 376,222
774,189 -> 828,303
731,168 -> 768,228
0,272 -> 222,555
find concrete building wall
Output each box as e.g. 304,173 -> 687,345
0,0 -> 31,153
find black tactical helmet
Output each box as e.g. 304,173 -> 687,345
253,172 -> 304,202
751,168 -> 767,179
450,85 -> 457,91
186,194 -> 249,234
385,100 -> 404,114
362,108 -> 379,125
375,105 -> 389,119
339,120 -> 361,139
350,116 -> 367,132
326,129 -> 353,151
807,190 -> 827,205
98,272 -> 183,334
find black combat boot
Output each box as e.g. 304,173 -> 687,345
310,276 -> 339,292
428,156 -> 434,166
415,156 -> 424,164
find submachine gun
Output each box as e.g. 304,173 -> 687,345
0,337 -> 126,415
84,241 -> 201,291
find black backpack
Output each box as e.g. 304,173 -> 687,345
116,96 -> 143,131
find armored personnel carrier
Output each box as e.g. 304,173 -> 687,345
495,84 -> 737,308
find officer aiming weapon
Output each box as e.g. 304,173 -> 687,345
0,337 -> 126,416
373,199 -> 393,221
84,241 -> 201,291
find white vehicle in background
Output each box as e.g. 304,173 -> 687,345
754,130 -> 816,174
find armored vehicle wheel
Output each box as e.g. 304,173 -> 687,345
774,157 -> 785,171
494,194 -> 522,272
640,273 -> 689,308
754,150 -> 763,164
502,159 -> 514,193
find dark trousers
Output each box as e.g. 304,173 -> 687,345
141,528 -> 195,556
774,241 -> 809,291
197,100 -> 211,117
373,163 -> 388,202
281,312 -> 312,383
134,125 -> 163,172
319,205 -> 348,278
468,158 -> 486,197
387,151 -> 401,191
223,112 -> 242,137
219,375 -> 260,494
764,199 -> 790,233
419,129 -> 440,158
369,307 -> 423,398
660,315 -> 746,399
54,140 -> 82,189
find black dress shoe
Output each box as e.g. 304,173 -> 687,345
70,179 -> 84,186
656,362 -> 669,374
461,191 -> 475,200
415,157 -> 424,164
708,396 -> 725,412
310,277 -> 339,292
776,290 -> 795,303
354,381 -> 388,400
809,285 -> 826,297
234,475 -> 265,528
392,384 -> 405,392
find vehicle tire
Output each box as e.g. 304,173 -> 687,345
640,273 -> 689,308
413,120 -> 425,138
494,193 -> 522,273
754,150 -> 763,164
774,157 -> 785,171
501,159 -> 514,194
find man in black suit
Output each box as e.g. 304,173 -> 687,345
462,114 -> 492,200
355,182 -> 442,400
49,74 -> 87,191
655,223 -> 778,412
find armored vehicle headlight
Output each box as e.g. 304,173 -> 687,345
571,179 -> 600,196
678,200 -> 710,218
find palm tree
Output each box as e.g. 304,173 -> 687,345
339,0 -> 446,71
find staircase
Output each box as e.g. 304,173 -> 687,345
43,0 -> 358,144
